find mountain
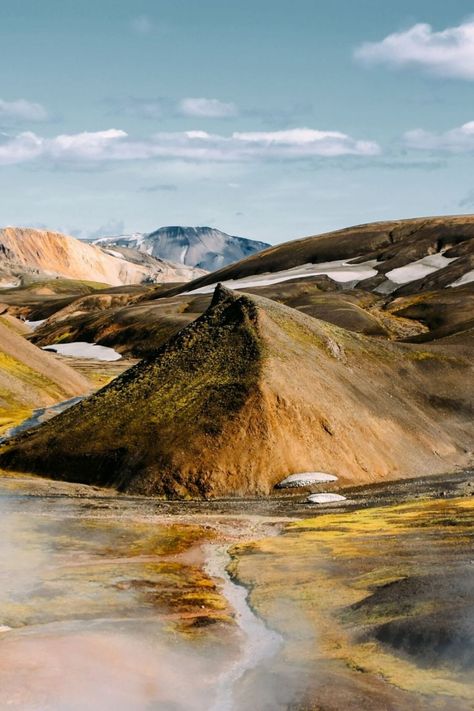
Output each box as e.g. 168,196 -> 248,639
0,309 -> 92,436
0,227 -> 204,288
153,215 -> 474,298
93,226 -> 271,271
1,286 -> 472,497
24,215 -> 474,359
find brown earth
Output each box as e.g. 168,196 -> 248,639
1,285 -> 472,497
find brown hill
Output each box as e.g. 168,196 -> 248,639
0,286 -> 471,497
149,214 -> 474,298
0,228 -> 204,287
0,311 -> 92,435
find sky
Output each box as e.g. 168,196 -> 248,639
0,0 -> 473,244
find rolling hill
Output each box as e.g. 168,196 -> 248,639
1,285 -> 472,497
0,309 -> 92,436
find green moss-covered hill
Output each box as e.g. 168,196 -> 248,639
0,286 -> 472,497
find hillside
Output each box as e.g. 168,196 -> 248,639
93,226 -> 270,271
152,215 -> 474,298
1,286 -> 472,497
0,227 -> 204,287
26,215 -> 474,357
0,310 -> 92,435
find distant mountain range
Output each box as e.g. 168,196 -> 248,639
92,226 -> 271,271
0,227 -> 205,288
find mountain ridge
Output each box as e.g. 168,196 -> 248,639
0,227 -> 204,288
92,225 -> 270,271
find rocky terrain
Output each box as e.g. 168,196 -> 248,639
1,284 -> 472,496
92,225 -> 270,271
0,227 -> 204,287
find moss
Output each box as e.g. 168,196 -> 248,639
0,289 -> 264,494
232,497 -> 474,701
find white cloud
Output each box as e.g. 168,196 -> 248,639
0,131 -> 43,164
131,15 -> 153,35
0,126 -> 380,166
355,21 -> 474,80
179,97 -> 238,118
232,128 -> 380,156
403,121 -> 474,151
0,98 -> 49,122
0,129 -> 126,165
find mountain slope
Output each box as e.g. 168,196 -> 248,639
0,228 -> 203,287
0,311 -> 92,435
1,286 -> 471,497
151,215 -> 474,298
94,226 -> 270,271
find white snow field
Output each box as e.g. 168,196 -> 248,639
276,472 -> 338,488
306,493 -> 347,504
449,270 -> 474,288
385,253 -> 457,285
185,258 -> 379,295
42,342 -> 122,361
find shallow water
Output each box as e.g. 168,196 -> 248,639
0,396 -> 84,444
0,480 -> 256,710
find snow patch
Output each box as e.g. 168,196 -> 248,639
276,472 -> 338,489
306,493 -> 347,504
185,258 -> 379,295
104,248 -> 126,260
386,253 -> 457,285
448,270 -> 474,288
25,319 -> 46,330
42,342 -> 122,361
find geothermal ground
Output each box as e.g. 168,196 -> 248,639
0,469 -> 472,711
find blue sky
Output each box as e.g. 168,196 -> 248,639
0,0 -> 473,243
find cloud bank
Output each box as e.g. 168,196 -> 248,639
178,98 -> 238,118
404,121 -> 474,152
355,20 -> 474,80
0,98 -> 49,123
0,127 -> 380,166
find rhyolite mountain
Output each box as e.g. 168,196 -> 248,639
92,226 -> 270,271
30,215 -> 474,358
1,285 -> 472,497
0,227 -> 204,288
152,215 -> 474,298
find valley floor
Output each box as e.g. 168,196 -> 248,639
0,469 -> 472,710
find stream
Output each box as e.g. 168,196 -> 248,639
0,396 -> 84,443
0,477 -> 285,710
205,545 -> 283,711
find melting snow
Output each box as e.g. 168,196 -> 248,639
276,472 -> 338,488
448,270 -> 474,288
25,319 -> 46,330
185,258 -> 378,295
42,342 -> 122,361
386,253 -> 457,285
306,493 -> 347,504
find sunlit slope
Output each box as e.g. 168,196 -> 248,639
0,286 -> 472,496
0,315 -> 92,434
